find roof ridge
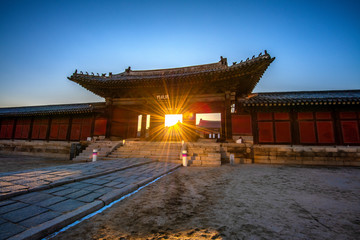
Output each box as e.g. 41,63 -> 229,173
0,102 -> 105,110
127,61 -> 225,73
254,89 -> 360,95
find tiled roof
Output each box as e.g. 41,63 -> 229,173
240,90 -> 360,107
68,52 -> 275,98
0,102 -> 105,117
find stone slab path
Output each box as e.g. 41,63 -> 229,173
0,160 -> 181,239
0,158 -> 153,200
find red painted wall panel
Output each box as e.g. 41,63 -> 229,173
0,125 -> 7,138
70,118 -> 92,141
0,120 -> 14,139
70,124 -> 81,140
21,124 -> 30,139
14,119 -> 30,139
49,118 -> 69,140
14,125 -> 22,139
299,121 -> 316,143
232,115 -> 252,135
80,125 -> 91,140
58,125 -> 68,140
38,125 -> 47,139
257,112 -> 272,121
340,112 -> 357,119
258,122 -> 274,143
5,121 -> 14,139
275,122 -> 291,143
341,121 -> 360,143
49,124 -> 59,139
274,112 -> 289,120
31,118 -> 48,140
298,112 -> 314,120
94,118 -> 107,136
316,121 -> 335,143
80,118 -> 92,140
316,112 -> 331,120
32,125 -> 40,139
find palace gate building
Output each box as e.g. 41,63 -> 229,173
1,51 -> 360,146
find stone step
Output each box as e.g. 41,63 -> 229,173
110,151 -> 180,156
106,155 -> 180,160
116,147 -> 181,150
102,156 -> 181,163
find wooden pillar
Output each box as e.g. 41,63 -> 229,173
28,117 -> 34,141
11,118 -> 17,140
140,114 -> 147,139
221,109 -> 226,139
46,117 -> 52,142
66,116 -> 73,142
333,109 -> 342,145
105,98 -> 113,139
251,110 -> 258,144
90,114 -> 96,138
224,91 -> 233,140
290,109 -> 299,145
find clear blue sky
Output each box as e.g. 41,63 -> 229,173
0,0 -> 359,107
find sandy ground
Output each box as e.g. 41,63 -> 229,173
0,154 -> 73,173
52,165 -> 360,240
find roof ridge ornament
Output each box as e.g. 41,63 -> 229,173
220,56 -> 227,66
125,66 -> 131,73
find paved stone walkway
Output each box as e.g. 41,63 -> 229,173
0,160 -> 181,239
0,158 -> 153,200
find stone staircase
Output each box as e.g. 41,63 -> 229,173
187,142 -> 222,167
103,141 -> 183,163
72,141 -> 121,162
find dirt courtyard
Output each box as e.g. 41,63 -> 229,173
52,164 -> 360,240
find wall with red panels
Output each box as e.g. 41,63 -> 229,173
0,119 -> 15,139
316,112 -> 335,144
299,121 -> 316,143
257,112 -> 291,144
232,115 -> 252,135
70,117 -> 92,141
94,117 -> 107,136
14,119 -> 31,139
49,118 -> 69,140
297,112 -> 335,144
275,122 -> 292,143
111,107 -> 138,138
31,118 -> 49,140
339,112 -> 360,144
258,121 -> 274,142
